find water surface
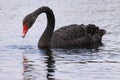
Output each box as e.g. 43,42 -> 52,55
0,0 -> 120,80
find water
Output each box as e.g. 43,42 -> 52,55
0,0 -> 120,80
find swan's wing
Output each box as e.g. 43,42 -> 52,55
53,24 -> 86,40
51,24 -> 93,48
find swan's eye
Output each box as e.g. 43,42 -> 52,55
27,17 -> 36,28
28,20 -> 34,28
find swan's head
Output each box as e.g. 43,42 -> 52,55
22,13 -> 37,38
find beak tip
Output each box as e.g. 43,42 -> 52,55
22,33 -> 25,38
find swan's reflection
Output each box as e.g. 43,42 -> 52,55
22,49 -> 56,80
40,49 -> 56,80
22,53 -> 35,80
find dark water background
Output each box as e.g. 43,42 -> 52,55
0,0 -> 120,80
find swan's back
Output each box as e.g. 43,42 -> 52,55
53,24 -> 86,40
51,24 -> 94,48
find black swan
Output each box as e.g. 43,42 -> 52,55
22,6 -> 106,49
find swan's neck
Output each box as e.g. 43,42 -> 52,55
34,7 -> 55,49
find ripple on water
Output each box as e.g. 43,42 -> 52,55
4,45 -> 36,50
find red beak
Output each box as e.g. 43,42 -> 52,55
22,24 -> 29,38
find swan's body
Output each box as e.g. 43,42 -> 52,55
22,6 -> 106,49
